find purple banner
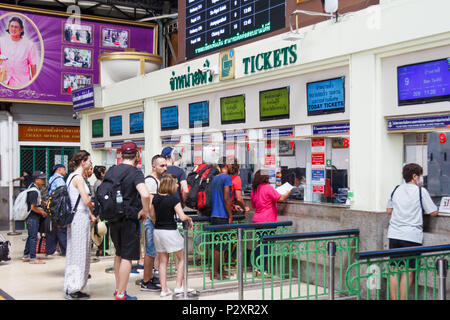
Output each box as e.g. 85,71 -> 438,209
0,5 -> 155,104
387,114 -> 450,131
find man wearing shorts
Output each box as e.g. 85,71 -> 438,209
108,142 -> 150,300
210,157 -> 233,280
386,163 -> 438,300
140,154 -> 167,292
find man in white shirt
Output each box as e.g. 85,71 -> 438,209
140,154 -> 167,292
386,163 -> 438,300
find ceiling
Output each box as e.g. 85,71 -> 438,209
2,0 -> 178,21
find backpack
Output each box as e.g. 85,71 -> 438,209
11,185 -> 41,221
47,174 -> 81,227
186,163 -> 220,215
145,175 -> 159,194
95,165 -> 133,222
0,234 -> 11,262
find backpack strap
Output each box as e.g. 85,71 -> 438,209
67,174 -> 81,212
418,185 -> 424,213
145,175 -> 159,191
390,185 -> 400,200
48,175 -> 64,193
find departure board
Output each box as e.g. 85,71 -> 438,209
185,0 -> 286,60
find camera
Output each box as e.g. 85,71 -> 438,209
72,112 -> 80,120
197,66 -> 210,74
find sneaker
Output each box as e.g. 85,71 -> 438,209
174,287 -> 195,294
130,268 -> 139,274
160,289 -> 172,297
137,263 -> 144,270
140,279 -> 161,292
115,292 -> 138,300
151,276 -> 160,286
65,291 -> 90,300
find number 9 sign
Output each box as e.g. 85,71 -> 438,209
439,133 -> 447,144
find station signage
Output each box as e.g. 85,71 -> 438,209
169,59 -> 214,91
387,114 -> 450,131
242,44 -> 298,75
312,122 -> 350,135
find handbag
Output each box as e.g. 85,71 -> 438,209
0,235 -> 11,262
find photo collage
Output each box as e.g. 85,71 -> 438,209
61,22 -> 129,94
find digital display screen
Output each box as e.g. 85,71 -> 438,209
307,77 -> 345,116
397,58 -> 450,106
221,95 -> 245,124
92,119 -> 103,138
109,115 -> 122,136
161,106 -> 179,130
129,112 -> 144,134
259,87 -> 289,121
185,0 -> 285,60
189,101 -> 209,128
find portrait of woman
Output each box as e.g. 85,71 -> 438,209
0,14 -> 41,88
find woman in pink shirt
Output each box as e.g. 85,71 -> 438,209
250,170 -> 291,276
0,17 -> 38,88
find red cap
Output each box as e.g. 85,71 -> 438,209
120,141 -> 138,154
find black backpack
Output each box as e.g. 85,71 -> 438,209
46,174 -> 81,227
390,184 -> 429,231
95,165 -> 132,222
0,235 -> 11,262
186,163 -> 219,216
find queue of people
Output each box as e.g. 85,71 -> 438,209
14,140 -> 437,301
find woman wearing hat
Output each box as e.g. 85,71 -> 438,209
64,150 -> 96,300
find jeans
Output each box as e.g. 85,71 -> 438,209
143,218 -> 157,258
23,214 -> 40,261
46,228 -> 67,256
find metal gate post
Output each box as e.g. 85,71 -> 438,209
328,241 -> 337,300
238,227 -> 244,300
436,258 -> 448,301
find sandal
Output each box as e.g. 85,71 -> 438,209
22,257 -> 30,262
254,269 -> 261,277
30,259 -> 46,264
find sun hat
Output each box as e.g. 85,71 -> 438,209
91,219 -> 107,247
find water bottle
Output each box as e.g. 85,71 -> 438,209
116,190 -> 124,215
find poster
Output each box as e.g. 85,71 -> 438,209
0,4 -> 155,104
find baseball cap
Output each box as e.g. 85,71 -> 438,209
51,164 -> 66,175
161,146 -> 174,158
32,171 -> 47,180
120,141 -> 138,154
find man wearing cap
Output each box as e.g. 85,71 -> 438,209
22,171 -> 48,264
161,147 -> 189,206
105,142 -> 151,300
45,164 -> 68,257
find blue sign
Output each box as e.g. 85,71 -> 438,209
110,116 -> 122,136
313,122 -> 350,135
387,114 -> 450,131
72,86 -> 95,111
312,169 -> 325,184
130,112 -> 144,134
398,58 -> 450,105
307,77 -> 345,116
161,106 -> 179,130
263,127 -> 294,138
189,101 -> 209,128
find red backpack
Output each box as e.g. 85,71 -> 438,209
186,163 -> 219,215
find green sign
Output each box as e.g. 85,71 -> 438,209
242,44 -> 297,75
169,60 -> 214,91
260,87 -> 290,121
326,159 -> 332,167
221,95 -> 245,124
92,119 -> 103,138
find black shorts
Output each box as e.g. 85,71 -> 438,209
210,216 -> 230,252
388,238 -> 422,269
110,218 -> 141,261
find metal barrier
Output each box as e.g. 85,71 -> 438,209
254,229 -> 360,300
345,244 -> 450,300
197,221 -> 294,292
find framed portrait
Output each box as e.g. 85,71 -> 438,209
279,140 -> 295,156
0,12 -> 44,90
101,27 -> 129,49
62,22 -> 93,46
62,47 -> 92,69
61,72 -> 93,94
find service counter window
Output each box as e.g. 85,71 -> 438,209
403,132 -> 450,207
253,137 -> 349,204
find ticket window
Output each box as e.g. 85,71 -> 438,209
255,137 -> 350,204
404,132 -> 450,205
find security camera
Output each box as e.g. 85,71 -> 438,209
197,66 -> 210,74
72,112 -> 81,120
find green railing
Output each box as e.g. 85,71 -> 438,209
345,244 -> 450,300
197,221 -> 293,290
255,229 -> 360,300
166,215 -> 246,275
